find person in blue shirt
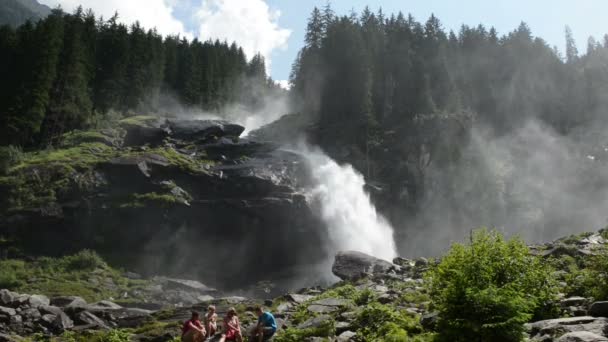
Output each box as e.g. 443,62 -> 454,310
251,306 -> 277,341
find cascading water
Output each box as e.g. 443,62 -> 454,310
303,147 -> 398,262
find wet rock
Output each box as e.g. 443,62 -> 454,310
337,331 -> 356,342
165,119 -> 244,142
88,300 -> 123,310
285,294 -> 314,304
421,312 -> 439,330
74,311 -> 108,329
297,315 -> 332,330
589,302 -> 608,318
0,290 -> 17,307
527,316 -> 608,338
556,331 -> 608,342
50,296 -> 87,308
162,278 -> 217,293
123,126 -> 168,147
562,297 -> 589,308
332,251 -> 395,281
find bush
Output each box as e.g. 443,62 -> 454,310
572,248 -> 608,300
100,330 -> 131,342
0,145 -> 24,173
425,229 -> 558,342
354,303 -> 422,341
274,319 -> 335,342
61,250 -> 107,271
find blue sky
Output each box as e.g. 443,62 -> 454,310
40,0 -> 608,82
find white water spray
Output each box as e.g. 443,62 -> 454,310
304,148 -> 397,262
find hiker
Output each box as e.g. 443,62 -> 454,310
204,305 -> 218,339
250,306 -> 277,342
182,311 -> 206,342
219,307 -> 242,342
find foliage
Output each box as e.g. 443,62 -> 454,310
0,251 -> 149,302
354,303 -> 422,341
425,229 -> 559,342
570,248 -> 608,300
0,145 -> 24,174
275,319 -> 335,342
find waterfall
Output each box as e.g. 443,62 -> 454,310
303,147 -> 397,262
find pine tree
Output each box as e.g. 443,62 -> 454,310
565,25 -> 578,63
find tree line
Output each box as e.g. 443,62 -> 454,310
291,5 -> 608,169
0,8 -> 280,147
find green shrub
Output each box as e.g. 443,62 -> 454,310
100,330 -> 131,342
61,250 -> 107,271
354,303 -> 421,341
425,229 -> 558,342
0,145 -> 24,174
275,319 -> 335,342
574,248 -> 608,300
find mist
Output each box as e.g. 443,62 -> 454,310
397,118 -> 608,256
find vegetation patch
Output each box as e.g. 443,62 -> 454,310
0,250 -> 150,302
425,229 -> 559,342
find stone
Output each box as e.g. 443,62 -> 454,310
297,315 -> 332,330
421,312 -> 439,330
0,307 -> 16,317
0,333 -> 23,342
337,331 -> 356,342
165,119 -> 245,141
52,312 -> 74,331
332,251 -> 395,281
527,317 -> 608,338
20,308 -> 40,321
0,290 -> 17,307
556,331 -> 608,342
335,321 -> 352,334
163,278 -> 217,293
285,294 -> 314,304
89,300 -> 123,310
27,295 -> 50,308
276,302 -> 293,313
74,311 -> 108,329
307,304 -> 339,314
123,126 -> 168,147
50,296 -> 87,308
561,297 -> 588,307
311,298 -> 350,307
589,302 -> 608,317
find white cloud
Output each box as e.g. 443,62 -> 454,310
38,0 -> 192,38
275,80 -> 291,90
195,0 -> 291,72
38,0 -> 291,75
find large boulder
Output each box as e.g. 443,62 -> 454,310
589,302 -> 608,318
332,251 -> 395,281
556,332 -> 608,342
527,317 -> 608,339
164,119 -> 244,142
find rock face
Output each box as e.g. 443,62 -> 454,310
332,251 -> 396,281
0,117 -> 327,290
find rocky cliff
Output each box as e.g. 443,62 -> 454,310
0,116 -> 327,291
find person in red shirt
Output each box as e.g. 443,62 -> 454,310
182,311 -> 206,342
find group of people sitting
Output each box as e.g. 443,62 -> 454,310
182,305 -> 277,342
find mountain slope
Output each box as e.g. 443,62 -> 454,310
0,0 -> 50,27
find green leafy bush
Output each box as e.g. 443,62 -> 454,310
0,145 -> 24,174
275,319 -> 335,342
61,249 -> 107,271
354,303 -> 422,341
571,248 -> 608,300
425,229 -> 558,342
100,330 -> 131,342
